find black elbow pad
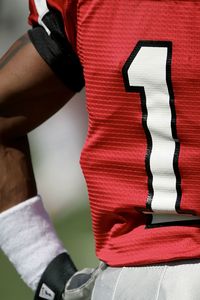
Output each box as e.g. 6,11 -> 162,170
28,10 -> 85,92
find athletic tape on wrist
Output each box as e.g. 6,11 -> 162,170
34,253 -> 77,300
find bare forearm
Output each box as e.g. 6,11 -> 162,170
0,137 -> 37,212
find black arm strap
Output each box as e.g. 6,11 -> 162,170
34,253 -> 77,300
28,10 -> 85,92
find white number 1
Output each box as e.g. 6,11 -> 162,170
123,41 -> 200,226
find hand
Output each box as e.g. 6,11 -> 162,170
34,253 -> 106,300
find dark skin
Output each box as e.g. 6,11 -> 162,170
0,33 -> 75,211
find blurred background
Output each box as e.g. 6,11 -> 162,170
0,1 -> 98,298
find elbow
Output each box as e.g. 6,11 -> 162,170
0,92 -> 30,143
0,111 -> 27,143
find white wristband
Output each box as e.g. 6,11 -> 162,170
0,196 -> 66,290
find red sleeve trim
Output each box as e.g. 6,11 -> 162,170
28,0 -> 39,26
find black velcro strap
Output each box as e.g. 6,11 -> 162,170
28,9 -> 85,92
34,253 -> 77,300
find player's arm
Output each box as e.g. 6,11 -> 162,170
0,33 -> 75,211
0,28 -> 84,297
0,3 -> 84,209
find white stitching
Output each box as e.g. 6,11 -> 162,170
111,268 -> 124,300
155,265 -> 168,300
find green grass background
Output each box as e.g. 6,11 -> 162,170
0,205 -> 98,300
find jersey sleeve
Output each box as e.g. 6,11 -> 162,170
28,0 -> 84,92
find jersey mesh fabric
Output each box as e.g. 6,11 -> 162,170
29,0 -> 200,266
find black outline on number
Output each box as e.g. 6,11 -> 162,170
166,43 -> 183,214
122,40 -> 198,227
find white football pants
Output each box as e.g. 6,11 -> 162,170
92,259 -> 200,300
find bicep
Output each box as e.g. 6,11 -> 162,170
0,33 -> 75,139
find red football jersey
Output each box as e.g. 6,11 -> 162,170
29,0 -> 200,266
